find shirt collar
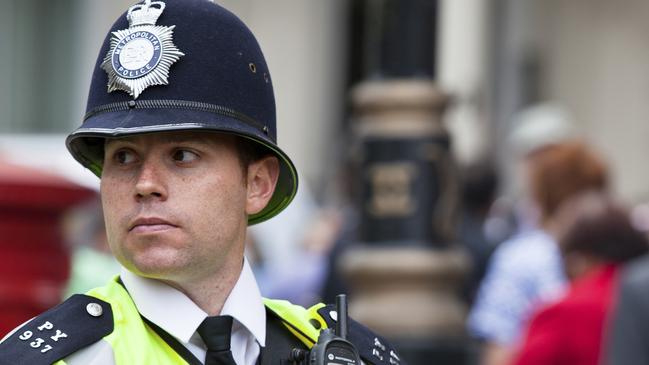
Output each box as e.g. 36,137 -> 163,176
221,258 -> 266,346
120,258 -> 266,346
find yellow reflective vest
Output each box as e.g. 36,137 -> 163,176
54,277 -> 329,364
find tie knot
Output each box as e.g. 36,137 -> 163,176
197,315 -> 233,352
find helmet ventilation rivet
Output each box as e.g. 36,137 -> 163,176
249,63 -> 257,73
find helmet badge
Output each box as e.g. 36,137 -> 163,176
101,0 -> 184,99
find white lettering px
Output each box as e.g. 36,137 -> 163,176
50,330 -> 68,342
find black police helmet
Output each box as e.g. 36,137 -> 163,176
66,0 -> 298,225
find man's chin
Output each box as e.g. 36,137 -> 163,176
122,255 -> 189,281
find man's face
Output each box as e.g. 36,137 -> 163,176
100,131 -> 250,283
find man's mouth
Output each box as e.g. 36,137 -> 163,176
129,217 -> 178,233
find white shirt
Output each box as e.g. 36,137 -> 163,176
121,258 -> 266,365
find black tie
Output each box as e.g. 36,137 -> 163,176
197,315 -> 237,365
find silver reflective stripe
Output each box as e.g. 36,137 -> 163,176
63,339 -> 115,365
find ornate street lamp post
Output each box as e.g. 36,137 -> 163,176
341,1 -> 470,363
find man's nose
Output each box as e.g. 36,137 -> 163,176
134,159 -> 168,201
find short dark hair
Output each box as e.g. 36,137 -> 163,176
234,136 -> 272,175
557,193 -> 648,263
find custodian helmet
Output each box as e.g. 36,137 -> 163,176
66,0 -> 297,225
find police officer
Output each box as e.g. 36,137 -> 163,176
0,1 -> 403,364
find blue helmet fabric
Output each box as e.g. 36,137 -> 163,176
66,0 -> 298,225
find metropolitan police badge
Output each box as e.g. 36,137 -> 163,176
101,0 -> 184,99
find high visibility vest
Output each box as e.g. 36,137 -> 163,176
1,276 -> 400,365
53,278 -> 328,365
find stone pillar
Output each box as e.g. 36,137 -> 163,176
342,79 -> 469,341
342,80 -> 471,363
340,1 -> 470,363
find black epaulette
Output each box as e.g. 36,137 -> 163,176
317,304 -> 405,365
0,294 -> 114,365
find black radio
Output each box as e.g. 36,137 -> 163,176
290,295 -> 362,365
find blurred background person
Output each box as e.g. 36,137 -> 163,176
456,159 -> 501,305
512,193 -> 648,365
63,200 -> 120,297
606,238 -> 649,364
465,103 -> 578,364
468,140 -> 609,365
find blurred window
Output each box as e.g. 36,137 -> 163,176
0,0 -> 83,133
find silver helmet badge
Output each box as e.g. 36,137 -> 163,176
101,0 -> 184,99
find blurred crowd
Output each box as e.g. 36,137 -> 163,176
463,105 -> 649,365
227,102 -> 649,365
4,102 -> 649,365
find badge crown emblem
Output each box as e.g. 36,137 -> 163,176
127,0 -> 166,27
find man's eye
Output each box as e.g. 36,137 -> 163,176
172,149 -> 199,163
114,150 -> 137,165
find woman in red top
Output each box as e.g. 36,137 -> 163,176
512,193 -> 648,365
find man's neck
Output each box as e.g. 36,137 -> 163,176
162,257 -> 244,316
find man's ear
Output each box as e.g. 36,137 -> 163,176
245,156 -> 280,215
